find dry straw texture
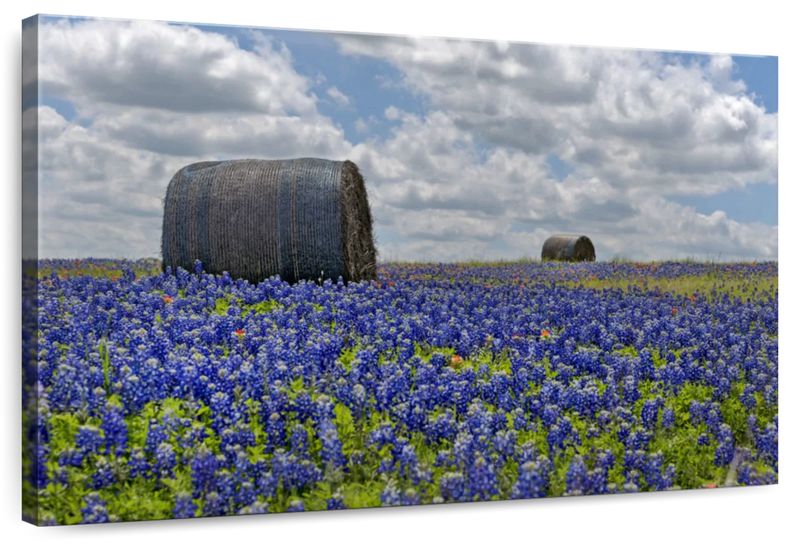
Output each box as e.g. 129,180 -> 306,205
161,158 -> 376,284
541,234 -> 596,262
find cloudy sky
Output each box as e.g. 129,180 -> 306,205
26,15 -> 778,262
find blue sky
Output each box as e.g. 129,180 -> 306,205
198,25 -> 781,228
669,53 -> 777,225
31,16 -> 778,261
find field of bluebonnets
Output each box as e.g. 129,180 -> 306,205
23,258 -> 778,524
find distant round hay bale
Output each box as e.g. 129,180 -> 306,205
161,158 -> 377,284
541,234 -> 596,262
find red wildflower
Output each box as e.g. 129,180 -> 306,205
236,329 -> 245,336
541,330 -> 550,338
672,308 -> 678,315
703,483 -> 717,489
163,296 -> 174,304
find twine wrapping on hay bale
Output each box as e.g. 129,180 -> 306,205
161,158 -> 377,284
541,234 -> 596,262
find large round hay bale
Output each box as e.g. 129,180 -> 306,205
161,158 -> 377,284
541,234 -> 596,262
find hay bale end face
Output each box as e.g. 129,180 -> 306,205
161,158 -> 377,284
541,234 -> 596,262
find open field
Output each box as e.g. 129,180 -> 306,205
23,259 -> 778,523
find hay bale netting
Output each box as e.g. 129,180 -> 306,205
161,158 -> 377,285
541,234 -> 596,262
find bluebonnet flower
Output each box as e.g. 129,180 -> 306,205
256,469 -> 278,500
426,413 -> 457,444
31,259 -> 778,520
396,444 -> 420,480
433,449 -> 456,471
369,422 -> 398,449
179,423 -> 209,450
511,456 -> 552,499
53,466 -> 70,486
643,453 -> 675,491
617,421 -> 631,443
89,456 -> 116,489
661,408 -> 675,430
737,463 -> 757,486
189,444 -> 217,495
145,421 -> 169,455
703,403 -> 723,435
542,404 -> 559,428
101,404 -> 128,455
714,425 -> 735,467
662,464 -> 677,489
264,411 -> 287,452
287,499 -> 305,512
201,492 -> 225,517
756,417 -> 778,471
402,488 -> 422,506
564,456 -> 591,495
440,472 -> 467,502
624,450 -> 646,474
348,450 -> 365,468
237,481 -> 257,506
154,442 -> 177,480
37,444 -> 49,489
59,447 -> 85,468
622,376 -> 640,405
625,427 -> 651,451
466,456 -> 498,501
327,489 -> 346,510
214,469 -> 237,514
381,481 -> 402,506
512,408 -> 529,431
493,429 -> 518,462
597,410 -> 612,430
763,383 -> 777,407
76,425 -> 103,456
239,501 -> 269,515
623,471 -> 642,493
81,492 -> 109,524
640,399 -> 660,430
318,419 -> 347,472
173,492 -> 197,519
689,401 -> 704,426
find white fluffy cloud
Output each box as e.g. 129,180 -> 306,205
28,18 -> 778,262
325,86 -> 351,108
31,18 -> 355,257
337,35 -> 778,261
